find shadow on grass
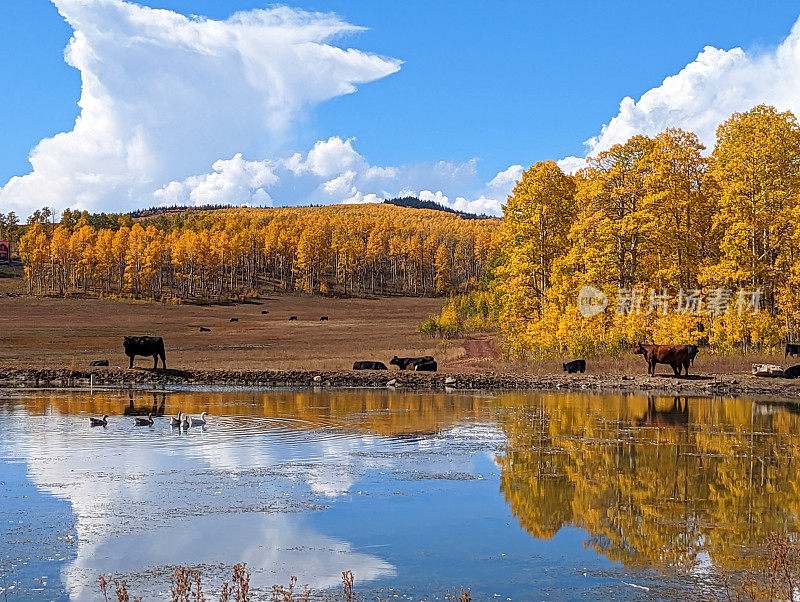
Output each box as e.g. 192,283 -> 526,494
131,367 -> 194,378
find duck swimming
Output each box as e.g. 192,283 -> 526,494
189,411 -> 208,427
134,413 -> 154,426
170,412 -> 183,427
181,413 -> 190,429
89,415 -> 108,427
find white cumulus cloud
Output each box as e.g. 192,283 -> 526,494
486,164 -> 523,190
153,154 -> 278,206
156,136 -> 514,214
563,15 -> 800,167
0,0 -> 515,217
0,0 -> 400,215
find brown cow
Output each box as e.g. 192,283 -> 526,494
633,343 -> 689,376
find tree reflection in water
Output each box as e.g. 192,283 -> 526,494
495,392 -> 800,575
6,388 -> 799,579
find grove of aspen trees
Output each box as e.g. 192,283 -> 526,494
427,105 -> 800,356
17,203 -> 500,301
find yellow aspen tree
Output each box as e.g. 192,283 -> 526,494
643,128 -> 714,289
573,136 -> 655,290
434,243 -> 452,293
18,222 -> 49,294
709,105 -> 800,316
495,160 -> 576,315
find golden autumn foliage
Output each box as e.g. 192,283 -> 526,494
434,105 -> 800,356
496,393 -> 800,575
18,204 -> 500,301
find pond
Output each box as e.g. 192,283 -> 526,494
1,388 -> 798,600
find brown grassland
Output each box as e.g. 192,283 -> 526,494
0,266 -> 449,371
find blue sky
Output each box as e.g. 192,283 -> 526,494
2,1 -> 800,215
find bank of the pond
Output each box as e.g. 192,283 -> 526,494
2,367 -> 800,398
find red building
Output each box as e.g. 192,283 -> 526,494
0,241 -> 9,263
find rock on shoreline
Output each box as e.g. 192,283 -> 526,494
2,368 -> 800,399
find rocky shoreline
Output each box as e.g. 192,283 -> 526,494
2,367 -> 800,399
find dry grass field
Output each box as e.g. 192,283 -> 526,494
0,269 -> 451,371
0,267 -> 794,377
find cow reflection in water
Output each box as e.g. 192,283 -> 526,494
635,397 -> 689,428
124,392 -> 167,417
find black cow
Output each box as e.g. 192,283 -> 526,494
230,317 -> 239,322
199,327 -> 211,332
785,365 -> 800,379
353,361 -> 388,370
413,359 -> 437,372
320,316 -> 329,321
123,336 -> 166,370
687,344 -> 700,366
289,316 -> 298,321
562,359 -> 586,374
89,359 -> 109,367
261,310 -> 269,315
390,355 -> 434,370
786,344 -> 800,358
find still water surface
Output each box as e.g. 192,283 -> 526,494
1,388 -> 797,600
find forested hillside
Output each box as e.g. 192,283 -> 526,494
383,197 -> 489,220
17,204 -> 500,301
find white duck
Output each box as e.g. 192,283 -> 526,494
189,411 -> 208,427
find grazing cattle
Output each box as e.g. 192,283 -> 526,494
230,317 -> 239,322
199,327 -> 211,332
261,310 -> 269,315
320,316 -> 329,321
687,345 -> 700,366
786,344 -> 800,358
289,316 -> 298,321
353,361 -> 388,370
123,336 -> 166,370
635,397 -> 689,429
89,359 -> 109,367
562,359 -> 586,374
785,365 -> 800,379
633,343 -> 689,377
390,355 -> 434,370
413,359 -> 437,372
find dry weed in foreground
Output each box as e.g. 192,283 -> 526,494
99,563 -> 251,602
342,570 -> 354,601
96,563 -> 351,601
722,534 -> 800,601
271,575 -> 310,601
444,587 -> 471,602
99,565 -> 474,602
